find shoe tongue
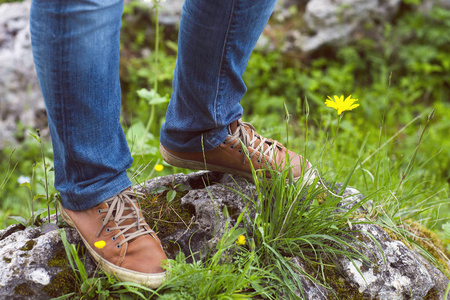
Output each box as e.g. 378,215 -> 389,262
228,120 -> 238,134
110,193 -> 144,237
229,120 -> 265,149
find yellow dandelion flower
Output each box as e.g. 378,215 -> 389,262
235,235 -> 246,246
325,95 -> 360,115
94,240 -> 106,249
154,164 -> 164,172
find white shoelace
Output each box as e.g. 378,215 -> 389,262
96,190 -> 153,248
228,120 -> 344,199
224,120 -> 281,163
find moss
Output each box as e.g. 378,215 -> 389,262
141,192 -> 192,238
424,288 -> 443,300
42,249 -> 77,297
324,264 -> 367,300
47,249 -> 69,268
19,240 -> 37,251
3,257 -> 12,263
42,268 -> 78,297
14,283 -> 35,296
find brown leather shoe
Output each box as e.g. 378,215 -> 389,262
160,119 -> 315,183
59,189 -> 167,288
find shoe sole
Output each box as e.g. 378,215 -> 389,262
159,144 -> 256,180
159,144 -> 318,185
59,204 -> 166,289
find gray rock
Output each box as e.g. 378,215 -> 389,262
336,223 -> 450,300
291,256 -> 329,299
137,171 -> 255,259
1,172 -> 449,299
0,223 -> 96,300
0,0 -> 46,150
301,0 -> 402,52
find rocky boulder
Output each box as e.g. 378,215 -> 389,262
0,0 -> 46,150
1,171 -> 449,299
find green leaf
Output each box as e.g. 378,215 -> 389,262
20,182 -> 31,190
136,88 -> 168,105
34,207 -> 48,219
442,222 -> 450,238
148,94 -> 169,105
9,216 -> 28,226
166,190 -> 177,202
174,183 -> 190,192
28,131 -> 40,142
33,194 -> 47,202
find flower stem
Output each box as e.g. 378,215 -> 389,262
142,1 -> 159,143
330,114 -> 342,149
153,4 -> 159,93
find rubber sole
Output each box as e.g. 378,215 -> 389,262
59,204 -> 166,289
159,144 -> 319,186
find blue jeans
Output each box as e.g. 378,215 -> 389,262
30,0 -> 277,210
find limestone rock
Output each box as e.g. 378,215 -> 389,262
0,0 -> 46,150
0,223 -> 96,300
336,223 -> 450,300
1,172 -> 449,299
300,0 -> 402,52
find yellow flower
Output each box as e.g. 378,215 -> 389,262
154,164 -> 164,172
325,95 -> 360,115
235,235 -> 246,246
94,240 -> 106,249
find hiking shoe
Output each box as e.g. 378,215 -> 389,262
160,119 -> 315,183
59,189 -> 167,289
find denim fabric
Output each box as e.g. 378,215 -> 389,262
30,0 -> 276,210
160,0 -> 277,152
30,0 -> 133,210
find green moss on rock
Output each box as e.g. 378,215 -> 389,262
324,264 -> 366,300
47,249 -> 69,268
42,268 -> 78,297
19,240 -> 37,251
14,283 -> 35,296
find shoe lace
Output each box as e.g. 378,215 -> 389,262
228,120 -> 345,200
226,119 -> 281,163
96,189 -> 152,247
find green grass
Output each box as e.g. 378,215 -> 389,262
0,1 -> 449,298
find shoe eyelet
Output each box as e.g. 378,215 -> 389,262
116,244 -> 121,249
112,236 -> 116,241
257,159 -> 261,164
106,228 -> 110,233
101,218 -> 105,222
230,146 -> 234,149
97,209 -> 101,214
238,149 -> 242,153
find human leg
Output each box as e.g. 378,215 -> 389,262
30,0 -> 166,287
160,0 -> 314,181
160,0 -> 278,153
30,0 -> 132,211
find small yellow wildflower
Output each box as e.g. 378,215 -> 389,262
235,235 -> 246,246
94,240 -> 106,249
154,164 -> 164,172
325,95 -> 360,115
